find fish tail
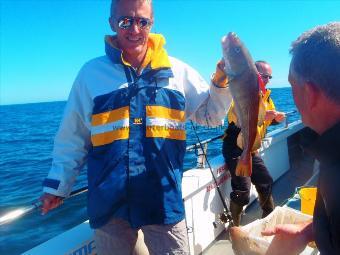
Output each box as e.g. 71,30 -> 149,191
235,153 -> 252,177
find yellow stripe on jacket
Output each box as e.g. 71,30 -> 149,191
92,106 -> 129,126
146,105 -> 186,140
91,107 -> 130,146
92,129 -> 129,146
146,105 -> 185,121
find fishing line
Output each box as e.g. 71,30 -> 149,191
190,120 -> 233,226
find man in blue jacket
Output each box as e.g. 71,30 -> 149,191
39,0 -> 231,254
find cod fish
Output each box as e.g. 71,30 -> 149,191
230,226 -> 266,255
222,32 -> 264,177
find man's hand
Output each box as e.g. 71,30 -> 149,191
261,221 -> 313,255
265,110 -> 286,123
274,111 -> 286,122
212,59 -> 228,88
39,193 -> 63,215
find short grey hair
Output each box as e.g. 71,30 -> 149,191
110,0 -> 153,18
290,22 -> 340,103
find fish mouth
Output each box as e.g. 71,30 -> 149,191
221,33 -> 237,48
227,32 -> 239,44
221,34 -> 238,81
221,32 -> 244,83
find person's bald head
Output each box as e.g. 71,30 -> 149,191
255,61 -> 272,86
110,0 -> 153,19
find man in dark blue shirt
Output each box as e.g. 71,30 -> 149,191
262,22 -> 340,255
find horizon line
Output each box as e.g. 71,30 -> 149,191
1,86 -> 291,107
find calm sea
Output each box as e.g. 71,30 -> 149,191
0,87 -> 299,254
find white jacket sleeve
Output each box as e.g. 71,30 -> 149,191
43,71 -> 93,197
182,62 -> 232,127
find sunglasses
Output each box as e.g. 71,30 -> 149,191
117,16 -> 151,30
259,73 -> 272,79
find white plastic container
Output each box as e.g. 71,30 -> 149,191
239,206 -> 318,255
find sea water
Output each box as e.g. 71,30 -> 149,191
0,87 -> 299,254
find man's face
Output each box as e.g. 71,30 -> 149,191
288,63 -> 310,126
257,63 -> 272,86
110,0 -> 153,57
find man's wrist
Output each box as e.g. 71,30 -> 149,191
212,79 -> 228,88
211,72 -> 228,88
299,221 -> 314,243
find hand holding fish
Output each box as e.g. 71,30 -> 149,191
212,59 -> 228,88
265,110 -> 286,122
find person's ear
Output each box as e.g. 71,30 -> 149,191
109,17 -> 116,32
149,16 -> 154,29
305,82 -> 319,110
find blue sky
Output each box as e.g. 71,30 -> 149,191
1,0 -> 339,105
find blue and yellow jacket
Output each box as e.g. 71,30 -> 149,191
43,33 -> 231,228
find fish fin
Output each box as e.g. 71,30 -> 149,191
252,133 -> 262,151
235,153 -> 252,177
257,94 -> 266,126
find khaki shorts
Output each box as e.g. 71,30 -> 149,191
94,218 -> 189,255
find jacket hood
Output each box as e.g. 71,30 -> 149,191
104,33 -> 171,69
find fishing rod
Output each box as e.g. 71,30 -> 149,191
190,120 -> 234,227
285,110 -> 297,115
0,186 -> 88,226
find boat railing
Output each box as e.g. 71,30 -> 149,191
186,135 -> 223,152
186,110 -> 298,169
284,110 -> 297,128
186,134 -> 223,168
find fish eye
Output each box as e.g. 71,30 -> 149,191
234,47 -> 241,53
